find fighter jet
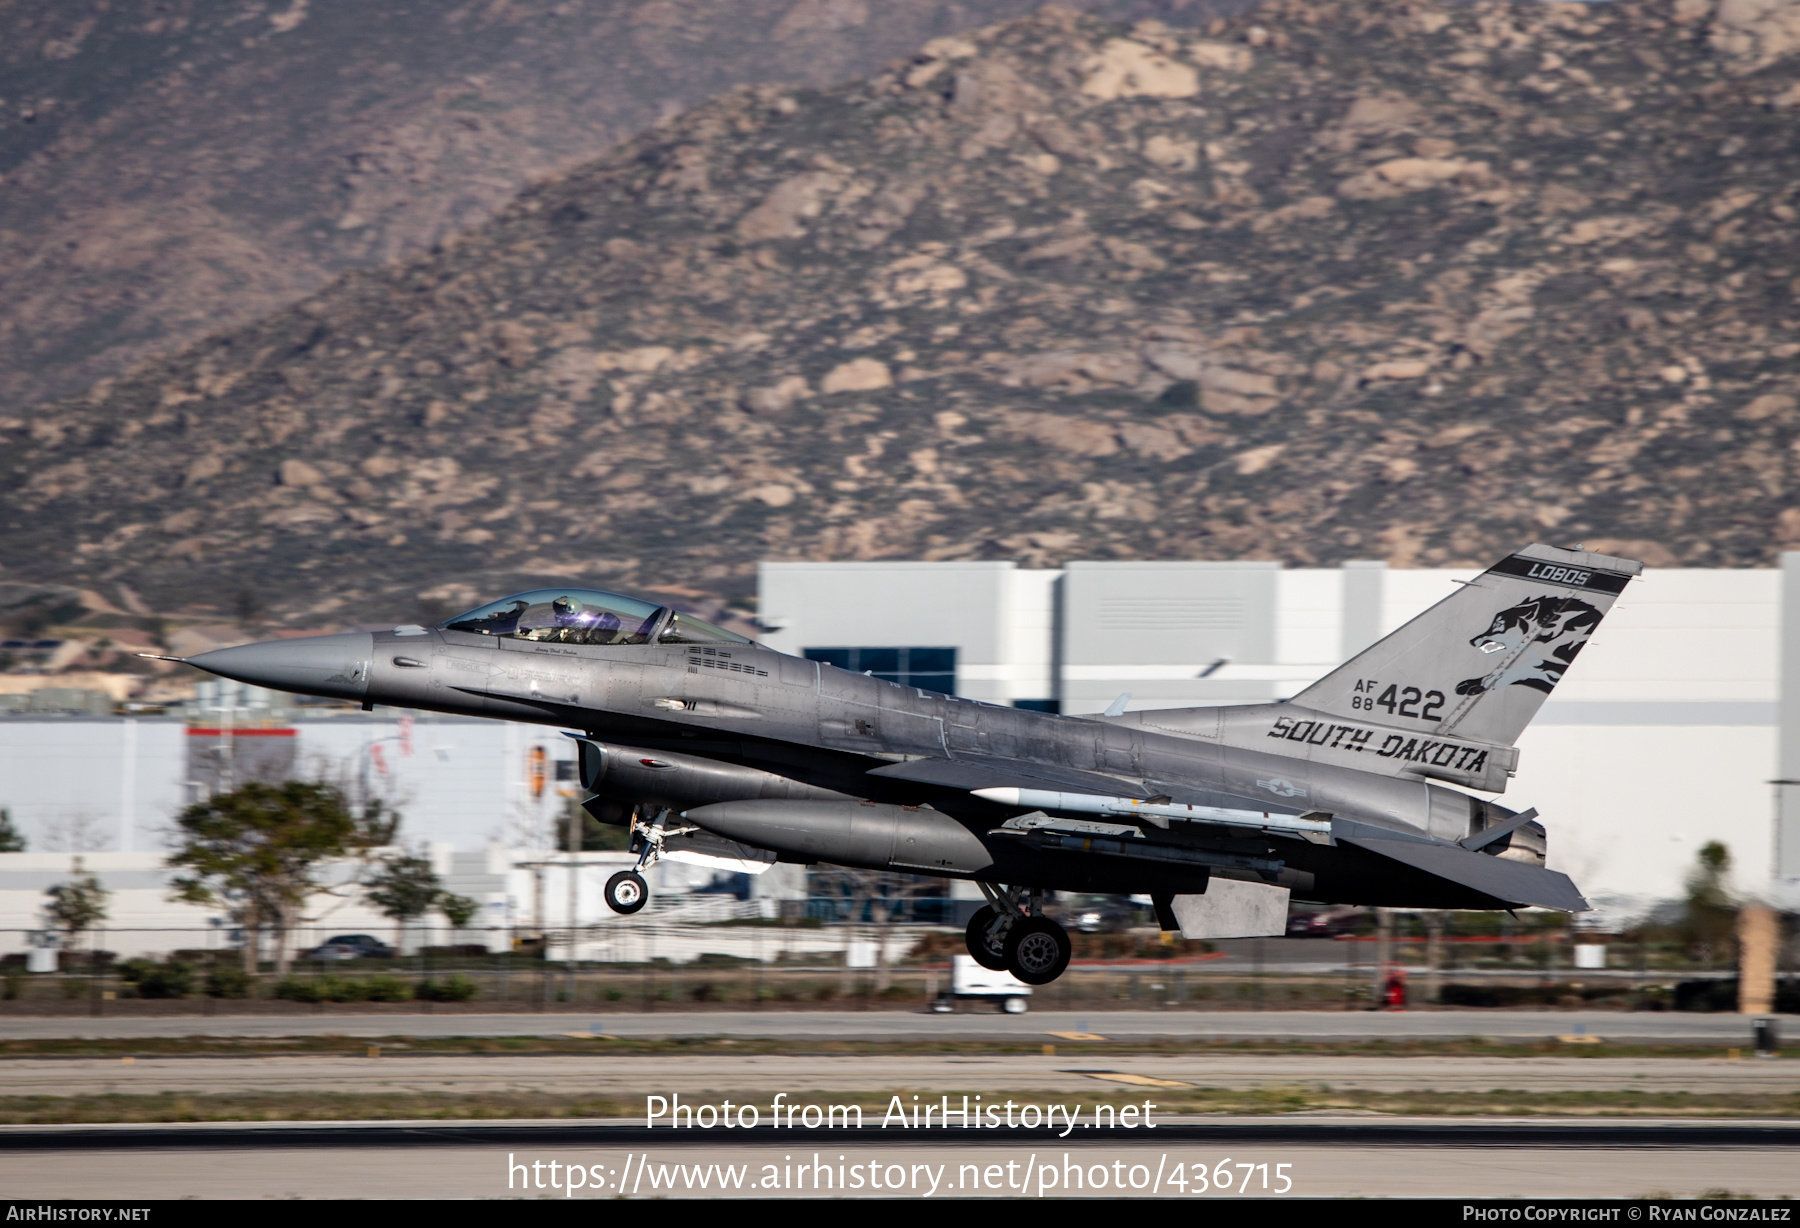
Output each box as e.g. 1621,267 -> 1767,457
179,543 -> 1637,986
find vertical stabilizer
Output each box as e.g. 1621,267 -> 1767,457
1291,544 -> 1641,748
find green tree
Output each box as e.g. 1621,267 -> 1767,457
366,852 -> 482,947
439,892 -> 480,932
45,856 -> 109,955
0,808 -> 26,852
168,781 -> 398,976
1681,839 -> 1736,965
365,852 -> 441,950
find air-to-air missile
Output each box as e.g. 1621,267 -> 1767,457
175,543 -> 1636,985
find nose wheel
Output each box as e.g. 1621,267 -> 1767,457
604,870 -> 648,915
600,807 -> 693,916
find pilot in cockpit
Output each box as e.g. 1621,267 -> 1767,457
549,596 -> 622,644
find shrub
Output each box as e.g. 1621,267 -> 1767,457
205,965 -> 251,999
1437,982 -> 1637,1009
1438,983 -> 1503,1008
363,976 -> 415,1002
118,958 -> 194,999
415,974 -> 478,1002
278,974 -> 369,1003
1669,978 -> 1800,1013
275,973 -> 457,1003
274,976 -> 329,1003
1674,979 -> 1739,1012
690,952 -> 751,969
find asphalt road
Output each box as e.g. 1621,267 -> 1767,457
1,1118 -> 1794,1198
4,1053 -> 1794,1099
0,1009 -> 1771,1043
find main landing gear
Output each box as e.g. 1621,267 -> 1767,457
964,884 -> 1072,985
603,807 -> 696,916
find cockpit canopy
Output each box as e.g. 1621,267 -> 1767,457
441,589 -> 750,647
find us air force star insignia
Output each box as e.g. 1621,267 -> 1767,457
1256,778 -> 1307,798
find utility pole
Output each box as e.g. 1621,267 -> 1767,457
1424,912 -> 1443,1006
212,684 -> 236,798
1372,908 -> 1392,1004
566,801 -> 582,1005
533,863 -> 546,1011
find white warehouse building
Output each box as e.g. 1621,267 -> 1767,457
759,556 -> 1800,916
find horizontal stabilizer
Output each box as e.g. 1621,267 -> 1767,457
1345,835 -> 1588,912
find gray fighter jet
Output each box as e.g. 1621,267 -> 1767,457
179,543 -> 1637,986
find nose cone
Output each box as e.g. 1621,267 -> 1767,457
188,632 -> 374,701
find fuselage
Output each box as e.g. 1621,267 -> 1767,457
189,622 -> 1534,907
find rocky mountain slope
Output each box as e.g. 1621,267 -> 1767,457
5,0 -> 1800,633
0,0 -> 1226,414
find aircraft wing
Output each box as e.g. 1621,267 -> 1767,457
865,755 -> 1159,799
1342,833 -> 1589,911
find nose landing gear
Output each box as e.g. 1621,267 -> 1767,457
963,884 -> 1072,985
604,870 -> 648,915
601,807 -> 696,916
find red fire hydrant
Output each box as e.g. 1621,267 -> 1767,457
1382,967 -> 1408,1010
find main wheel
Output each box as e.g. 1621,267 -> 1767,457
1004,917 -> 1072,985
963,904 -> 1009,971
604,870 -> 649,915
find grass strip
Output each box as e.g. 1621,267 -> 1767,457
0,1035 -> 1786,1061
0,1085 -> 1796,1125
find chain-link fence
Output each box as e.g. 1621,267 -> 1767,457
2,918 -> 1778,1015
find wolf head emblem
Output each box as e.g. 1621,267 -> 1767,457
1455,595 -> 1601,696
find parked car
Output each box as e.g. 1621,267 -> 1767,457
1054,894 -> 1146,934
303,934 -> 395,961
1285,906 -> 1364,938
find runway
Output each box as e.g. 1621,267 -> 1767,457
0,1118 -> 1794,1198
3,1053 -> 1794,1099
0,1008 -> 1767,1044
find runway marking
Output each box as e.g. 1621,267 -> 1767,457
1048,1032 -> 1107,1041
1073,1071 -> 1195,1088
